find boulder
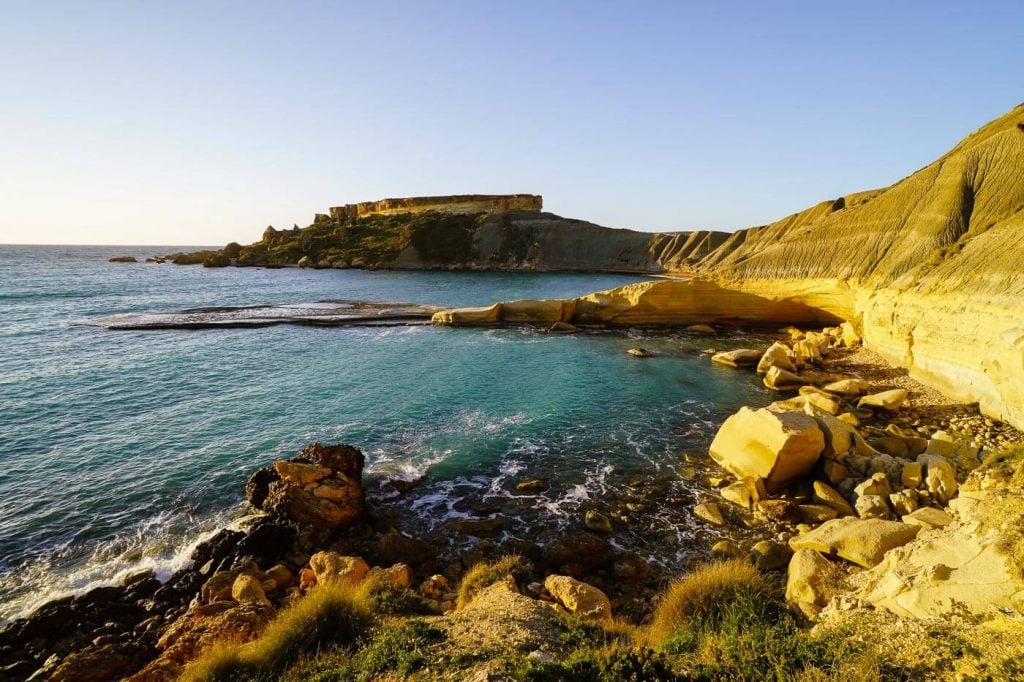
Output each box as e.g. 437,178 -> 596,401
900,507 -> 953,529
858,389 -> 908,411
855,494 -> 892,520
548,321 -> 578,334
789,517 -> 920,567
709,407 -> 824,492
247,442 -> 366,529
711,348 -> 763,368
901,462 -> 923,489
840,322 -> 862,348
309,552 -> 369,587
822,378 -> 870,396
626,347 -> 654,358
543,575 -> 612,622
694,502 -> 727,526
811,480 -> 855,516
719,477 -> 767,509
785,548 -> 837,609
711,540 -> 744,558
231,574 -> 271,606
687,324 -> 716,334
367,563 -> 413,589
757,499 -> 802,524
917,454 -> 958,504
763,366 -> 807,391
750,540 -> 793,571
757,342 -> 796,374
889,491 -> 918,517
799,504 -> 840,524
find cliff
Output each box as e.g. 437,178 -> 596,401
434,103 -> 1024,430
176,203 -> 728,272
328,193 -> 542,220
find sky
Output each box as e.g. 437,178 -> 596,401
1,1 -> 1022,246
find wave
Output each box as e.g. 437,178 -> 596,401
0,504 -> 249,624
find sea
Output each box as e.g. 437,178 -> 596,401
0,245 -> 773,622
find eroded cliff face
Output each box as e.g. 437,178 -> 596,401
688,103 -> 1024,429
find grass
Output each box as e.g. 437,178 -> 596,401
181,579 -> 372,682
456,555 -> 530,610
647,559 -> 772,647
644,560 -> 883,681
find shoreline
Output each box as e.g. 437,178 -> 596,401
2,324 -> 1022,679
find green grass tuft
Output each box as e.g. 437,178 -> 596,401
181,579 -> 372,681
456,555 -> 530,610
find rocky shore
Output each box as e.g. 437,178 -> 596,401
4,319 -> 1023,680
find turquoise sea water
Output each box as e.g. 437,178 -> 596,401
0,245 -> 772,622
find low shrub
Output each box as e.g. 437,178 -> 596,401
181,579 -> 372,681
456,555 -> 530,609
647,559 -> 773,647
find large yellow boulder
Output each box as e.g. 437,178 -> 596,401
789,517 -> 920,568
709,407 -> 825,492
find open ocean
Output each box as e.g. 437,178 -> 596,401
0,245 -> 772,622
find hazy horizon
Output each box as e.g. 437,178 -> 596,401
2,1 -> 1022,245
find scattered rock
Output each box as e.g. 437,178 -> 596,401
584,511 -> 613,534
858,389 -> 908,411
711,348 -> 763,367
790,517 -> 920,568
763,366 -> 808,391
757,342 -> 796,374
543,575 -> 612,622
308,552 -> 369,586
626,347 -> 653,358
108,256 -> 138,263
694,502 -> 727,526
687,324 -> 716,334
786,549 -> 838,612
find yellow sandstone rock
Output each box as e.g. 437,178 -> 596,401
308,552 -> 370,587
789,517 -> 920,568
709,407 -> 824,492
543,575 -> 612,622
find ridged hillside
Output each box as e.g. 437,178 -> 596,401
689,103 -> 1024,429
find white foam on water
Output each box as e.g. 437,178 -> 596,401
0,503 -> 248,624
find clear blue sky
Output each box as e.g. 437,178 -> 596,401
1,1 -> 1021,245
